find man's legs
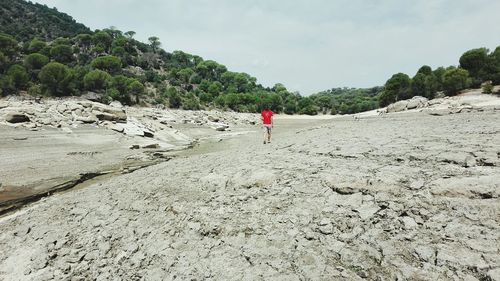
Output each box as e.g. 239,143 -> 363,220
263,126 -> 268,144
267,127 -> 272,143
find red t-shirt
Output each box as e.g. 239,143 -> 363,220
261,110 -> 273,125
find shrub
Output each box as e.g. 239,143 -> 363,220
50,44 -> 73,63
24,53 -> 49,70
128,80 -> 144,103
38,62 -> 70,95
182,97 -> 201,110
482,81 -> 493,94
167,88 -> 182,108
443,68 -> 470,96
91,55 -> 122,74
83,69 -> 111,91
7,64 -> 28,89
0,75 -> 14,96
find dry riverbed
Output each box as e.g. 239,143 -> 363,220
0,101 -> 499,280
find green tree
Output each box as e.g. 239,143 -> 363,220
24,53 -> 49,71
298,97 -> 317,115
0,51 -> 8,72
199,92 -> 213,104
50,44 -> 73,63
167,87 -> 182,108
67,65 -> 90,95
417,65 -> 432,76
199,79 -> 210,92
148,36 -> 161,53
0,75 -> 14,96
486,46 -> 500,84
27,38 -> 46,53
0,33 -> 18,57
128,79 -> 145,103
208,81 -> 222,95
410,73 -> 428,98
76,34 -> 92,50
83,70 -> 111,91
93,31 -> 112,52
380,73 -> 411,106
91,55 -> 122,74
124,31 -> 136,39
38,62 -> 70,95
442,67 -> 470,96
7,64 -> 28,89
459,48 -> 488,86
177,68 -> 194,83
284,98 -> 297,114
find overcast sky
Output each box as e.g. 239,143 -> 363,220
32,0 -> 500,95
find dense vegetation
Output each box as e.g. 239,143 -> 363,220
309,87 -> 382,115
378,47 -> 500,107
0,0 -> 91,42
0,27 -> 311,113
0,0 -> 499,115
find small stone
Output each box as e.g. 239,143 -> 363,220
401,216 -> 418,229
142,143 -> 159,149
409,179 -> 425,190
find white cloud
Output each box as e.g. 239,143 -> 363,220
32,0 -> 500,94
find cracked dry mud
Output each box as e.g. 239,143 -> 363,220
0,111 -> 499,281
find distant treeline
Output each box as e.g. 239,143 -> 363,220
378,47 -> 500,107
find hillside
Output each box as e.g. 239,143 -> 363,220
0,0 -> 91,42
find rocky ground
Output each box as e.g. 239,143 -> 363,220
0,97 -> 499,280
0,96 -> 259,213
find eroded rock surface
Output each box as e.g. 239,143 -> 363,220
0,111 -> 498,280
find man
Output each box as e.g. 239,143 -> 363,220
261,107 -> 273,144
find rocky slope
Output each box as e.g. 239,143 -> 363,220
0,106 -> 498,280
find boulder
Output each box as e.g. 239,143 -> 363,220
122,122 -> 145,137
210,122 -> 229,131
94,112 -> 122,122
387,100 -> 409,113
109,101 -> 123,108
406,96 -> 428,109
75,115 -> 98,123
109,124 -> 125,133
81,91 -> 103,102
207,115 -> 220,122
5,112 -> 30,123
91,103 -> 127,122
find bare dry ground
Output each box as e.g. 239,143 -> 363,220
0,107 -> 499,280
